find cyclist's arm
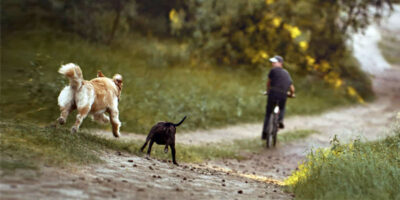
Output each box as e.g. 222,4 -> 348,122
289,84 -> 295,95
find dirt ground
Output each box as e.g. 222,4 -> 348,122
1,12 -> 400,200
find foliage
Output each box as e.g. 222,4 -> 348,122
0,29 -> 355,134
176,0 -> 391,101
1,0 -> 137,43
2,0 -> 389,100
285,124 -> 400,200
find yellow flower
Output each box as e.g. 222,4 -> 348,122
299,41 -> 308,51
347,86 -> 357,97
320,60 -> 331,72
169,9 -> 178,22
272,17 -> 282,27
358,97 -> 365,104
335,79 -> 343,88
284,24 -> 301,38
251,50 -> 269,64
246,25 -> 256,33
290,26 -> 301,38
265,0 -> 274,5
305,56 -> 315,66
260,51 -> 268,59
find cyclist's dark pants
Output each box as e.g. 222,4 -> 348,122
262,93 -> 287,139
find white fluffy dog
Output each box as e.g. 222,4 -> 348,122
56,63 -> 123,137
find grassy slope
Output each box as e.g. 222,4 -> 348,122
285,124 -> 400,200
0,121 -> 316,173
1,29 -> 354,134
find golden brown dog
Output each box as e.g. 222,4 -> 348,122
56,63 -> 123,137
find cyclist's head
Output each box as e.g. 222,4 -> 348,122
269,55 -> 283,67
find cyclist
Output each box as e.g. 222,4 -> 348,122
262,55 -> 295,140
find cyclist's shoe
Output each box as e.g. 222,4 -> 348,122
278,122 -> 285,129
261,132 -> 267,140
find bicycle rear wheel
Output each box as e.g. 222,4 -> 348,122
272,114 -> 279,147
266,113 -> 277,148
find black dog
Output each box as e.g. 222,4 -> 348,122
140,116 -> 187,165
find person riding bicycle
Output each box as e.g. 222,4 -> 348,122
262,55 -> 295,140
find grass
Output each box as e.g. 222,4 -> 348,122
285,124 -> 400,200
1,28 -> 355,134
379,33 -> 400,65
230,129 -> 319,152
0,121 -> 317,174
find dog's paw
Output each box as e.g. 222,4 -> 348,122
173,162 -> 179,166
113,132 -> 120,138
164,148 -> 168,153
71,127 -> 78,134
58,117 -> 65,125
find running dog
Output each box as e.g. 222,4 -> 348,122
140,116 -> 187,165
56,63 -> 123,137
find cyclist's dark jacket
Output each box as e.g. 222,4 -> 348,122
268,67 -> 292,99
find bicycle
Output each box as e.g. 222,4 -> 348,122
263,91 -> 295,148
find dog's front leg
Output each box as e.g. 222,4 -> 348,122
170,143 -> 178,166
108,108 -> 121,138
93,113 -> 110,124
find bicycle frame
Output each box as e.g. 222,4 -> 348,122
262,91 -> 295,148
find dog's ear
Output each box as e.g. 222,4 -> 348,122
113,74 -> 123,89
97,70 -> 105,77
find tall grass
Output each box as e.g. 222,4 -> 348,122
285,124 -> 400,200
1,29 -> 354,134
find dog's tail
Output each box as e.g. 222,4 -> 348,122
58,63 -> 83,90
173,116 -> 187,127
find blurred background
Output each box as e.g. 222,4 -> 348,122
1,0 -> 398,133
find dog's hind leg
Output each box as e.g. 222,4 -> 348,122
170,144 -> 178,165
58,104 -> 74,125
146,140 -> 155,156
140,137 -> 151,152
71,106 -> 90,133
57,86 -> 74,125
164,144 -> 169,153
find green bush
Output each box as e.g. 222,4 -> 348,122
285,124 -> 400,200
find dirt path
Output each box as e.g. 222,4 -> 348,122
1,151 -> 290,200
